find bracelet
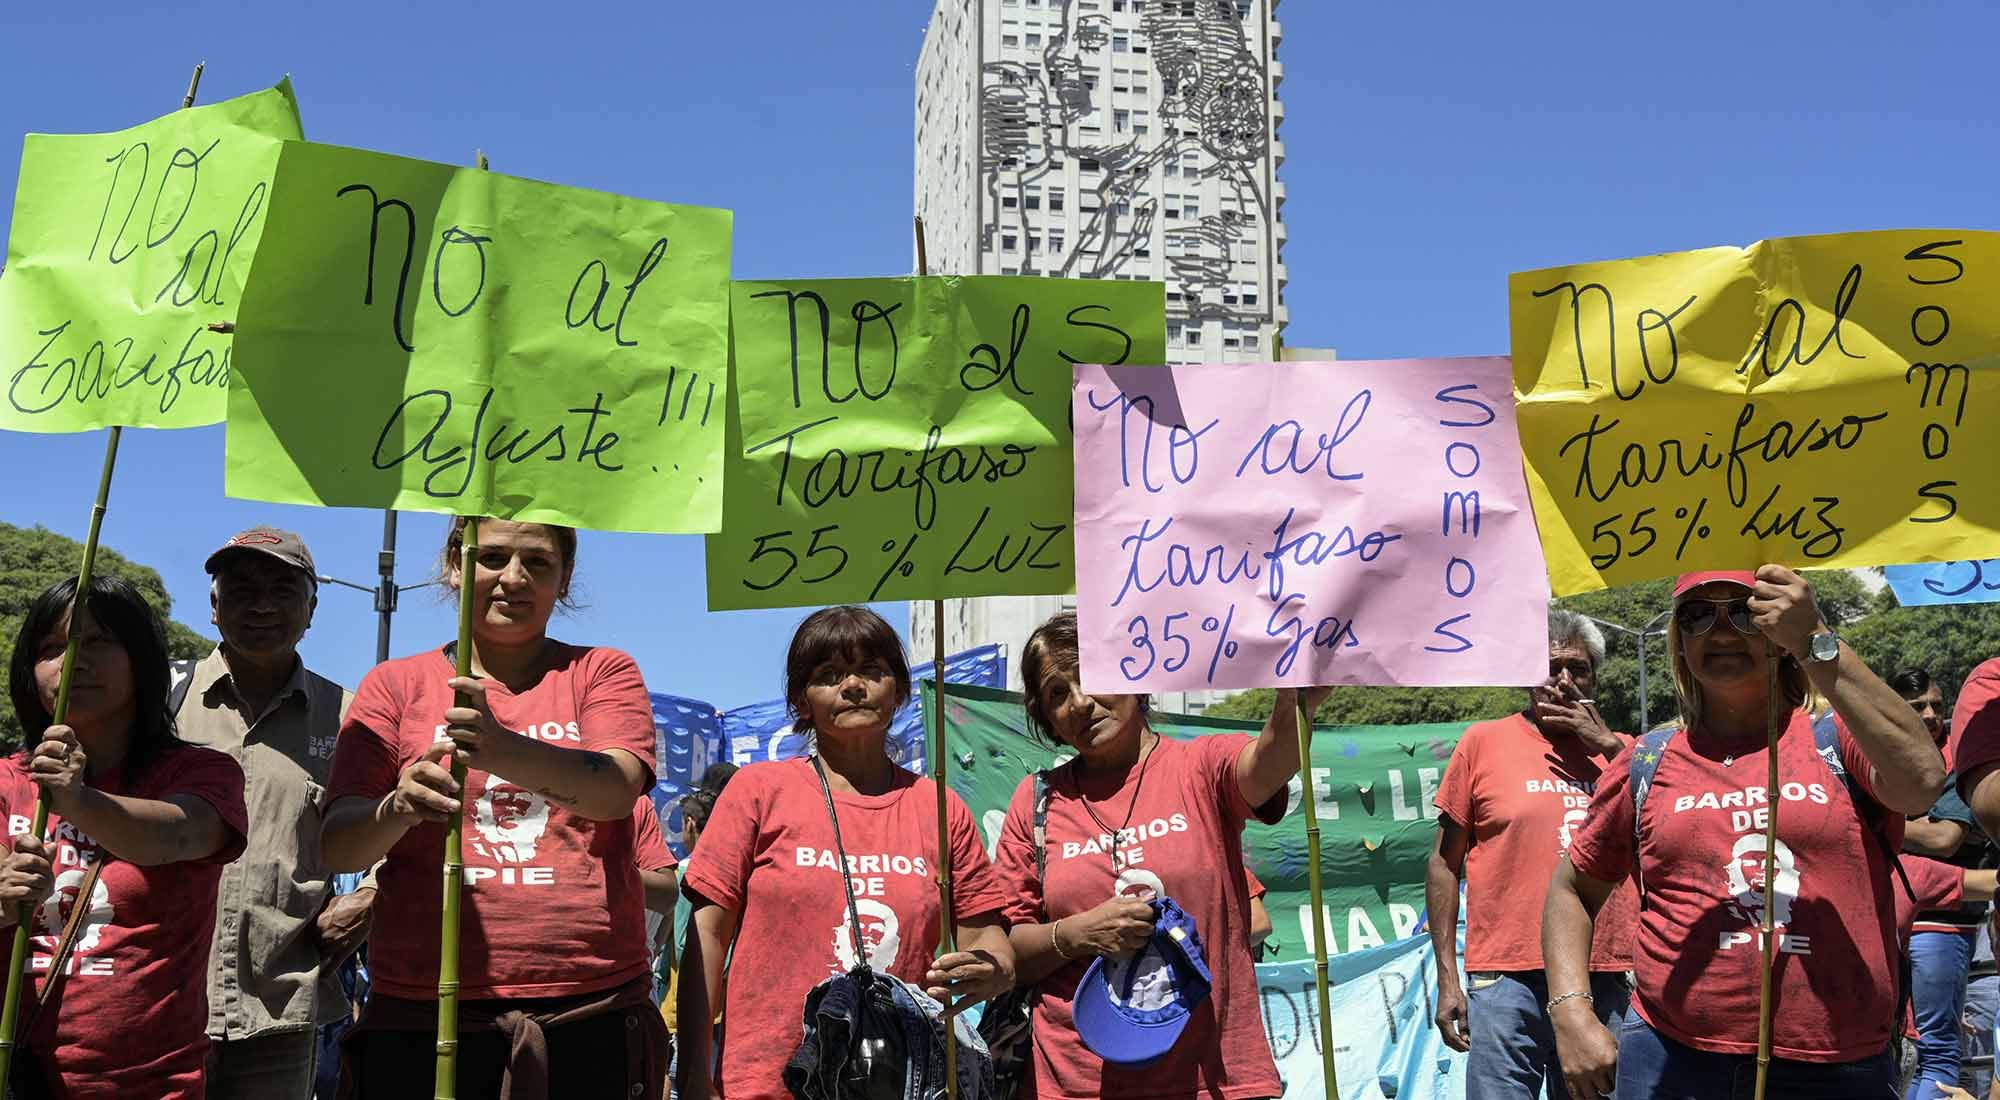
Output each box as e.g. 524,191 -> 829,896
1545,990 -> 1594,1014
1051,917 -> 1075,961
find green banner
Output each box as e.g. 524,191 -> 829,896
929,682 -> 1466,965
225,141 -> 733,533
0,81 -> 303,432
706,275 -> 1164,610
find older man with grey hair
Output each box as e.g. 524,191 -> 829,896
1424,609 -> 1638,1100
172,526 -> 371,1099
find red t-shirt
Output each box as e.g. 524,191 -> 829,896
1434,713 -> 1637,972
633,798 -> 676,872
1,745 -> 247,1100
1566,709 -> 1903,1061
326,644 -> 659,1001
1951,658 -> 2000,804
993,734 -> 1282,1100
681,757 -> 1009,1100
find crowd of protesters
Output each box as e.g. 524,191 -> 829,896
9,528 -> 2000,1100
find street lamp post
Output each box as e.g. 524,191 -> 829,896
1581,609 -> 1674,733
314,511 -> 431,665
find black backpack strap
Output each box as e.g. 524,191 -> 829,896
1809,711 -> 1915,904
808,755 -> 870,975
167,657 -> 198,718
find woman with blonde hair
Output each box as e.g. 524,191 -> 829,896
1543,566 -> 1943,1099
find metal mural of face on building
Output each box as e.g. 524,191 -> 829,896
980,0 -> 1271,325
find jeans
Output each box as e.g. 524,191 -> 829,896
1908,929 -> 1978,1100
1963,972 -> 1997,1095
1617,1013 -> 1898,1100
204,1029 -> 318,1100
1464,970 -> 1628,1100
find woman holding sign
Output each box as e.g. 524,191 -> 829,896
993,611 -> 1328,1100
3,576 -> 248,1099
1543,567 -> 1944,1100
321,519 -> 668,1099
675,605 -> 1015,1100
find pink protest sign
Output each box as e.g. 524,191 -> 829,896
1073,358 -> 1550,692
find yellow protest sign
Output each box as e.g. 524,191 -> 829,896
1511,230 -> 2000,596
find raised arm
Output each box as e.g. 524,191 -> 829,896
1236,686 -> 1335,810
1752,566 -> 1943,814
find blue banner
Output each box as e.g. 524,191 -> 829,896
1886,560 -> 2000,606
1263,926 -> 1465,1100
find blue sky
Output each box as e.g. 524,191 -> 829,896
3,2 -> 1996,706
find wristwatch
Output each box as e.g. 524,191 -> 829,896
1806,631 -> 1841,664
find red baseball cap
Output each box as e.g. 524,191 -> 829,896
1672,571 -> 1757,600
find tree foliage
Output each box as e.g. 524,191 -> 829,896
1203,568 -> 1988,733
0,523 -> 213,749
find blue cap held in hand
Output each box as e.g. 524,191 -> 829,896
1072,896 -> 1213,1067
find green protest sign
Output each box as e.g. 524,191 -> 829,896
0,80 -> 303,432
930,682 -> 1464,963
707,275 -> 1164,609
225,141 -> 733,533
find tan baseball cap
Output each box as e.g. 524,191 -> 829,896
205,525 -> 318,579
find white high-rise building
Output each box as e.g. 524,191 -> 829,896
912,0 -> 1292,710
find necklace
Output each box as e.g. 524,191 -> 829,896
1073,735 -> 1158,880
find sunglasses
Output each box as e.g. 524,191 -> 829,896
1675,597 -> 1755,637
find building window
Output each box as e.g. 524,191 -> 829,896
1164,161 -> 1179,177
1244,334 -> 1260,349
1080,157 -> 1101,172
1224,336 -> 1240,348
1168,323 -> 1183,343
1134,123 -> 1149,135
1222,292 -> 1238,304
1116,199 -> 1132,214
1050,193 -> 1066,211
1113,34 -> 1129,51
1002,195 -> 1018,209
1003,234 -> 1018,251
1027,235 -> 1042,251
1049,232 -> 1065,251
1002,33 -> 1019,46
1114,109 -> 1130,131
1165,206 -> 1179,220
1186,329 -> 1202,347
1167,290 -> 1183,301
1002,266 -> 1020,275
1244,292 -> 1258,306
1026,32 -> 1041,46
1113,0 -> 1126,8
1135,245 -> 1150,257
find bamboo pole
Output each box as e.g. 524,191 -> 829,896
1752,644 -> 1783,1100
434,148 -> 490,1100
913,214 -> 960,1100
0,60 -> 203,1086
435,517 -> 478,1099
1295,697 -> 1338,1098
